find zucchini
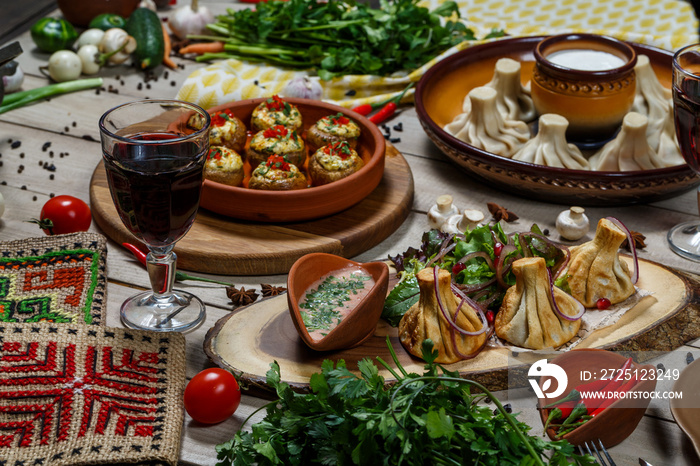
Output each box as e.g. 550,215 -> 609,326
125,8 -> 164,70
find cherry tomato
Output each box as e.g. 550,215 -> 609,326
36,195 -> 91,235
184,368 -> 241,424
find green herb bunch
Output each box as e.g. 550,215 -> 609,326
216,339 -> 595,465
197,0 -> 504,80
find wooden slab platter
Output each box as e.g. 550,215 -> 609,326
89,143 -> 413,275
204,257 -> 700,396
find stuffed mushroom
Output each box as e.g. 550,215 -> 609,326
188,108 -> 247,153
204,146 -> 244,187
248,154 -> 308,191
247,124 -> 305,169
251,95 -> 303,132
308,141 -> 364,186
306,112 -> 361,153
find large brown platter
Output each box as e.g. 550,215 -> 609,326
415,35 -> 700,206
204,257 -> 700,396
200,98 -> 386,223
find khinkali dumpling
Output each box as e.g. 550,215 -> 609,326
444,86 -> 530,157
631,54 -> 674,151
589,112 -> 666,171
446,58 -> 536,124
513,114 -> 590,169
494,257 -> 582,350
399,267 -> 487,364
563,218 -> 635,308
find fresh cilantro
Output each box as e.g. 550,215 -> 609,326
215,339 -> 596,466
202,0 -> 504,79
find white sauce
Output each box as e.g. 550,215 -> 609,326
546,49 -> 626,71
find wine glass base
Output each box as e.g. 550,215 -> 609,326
667,220 -> 700,262
120,289 -> 206,332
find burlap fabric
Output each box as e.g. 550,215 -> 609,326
0,233 -> 107,326
0,323 -> 187,466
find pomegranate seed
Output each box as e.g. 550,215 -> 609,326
452,263 -> 466,275
494,242 -> 504,257
596,298 -> 611,310
486,310 -> 495,324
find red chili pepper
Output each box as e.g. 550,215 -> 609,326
369,102 -> 398,124
590,376 -> 639,417
544,400 -> 578,432
122,242 -> 147,266
351,82 -> 415,121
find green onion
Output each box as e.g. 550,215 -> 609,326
0,78 -> 103,114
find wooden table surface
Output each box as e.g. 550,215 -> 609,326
1,2 -> 700,465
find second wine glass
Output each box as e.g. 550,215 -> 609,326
99,99 -> 211,331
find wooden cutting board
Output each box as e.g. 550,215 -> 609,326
89,144 -> 413,275
203,257 -> 700,396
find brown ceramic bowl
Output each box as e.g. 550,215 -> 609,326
57,0 -> 140,27
287,253 -> 389,352
200,98 -> 386,222
415,35 -> 700,206
537,349 -> 657,447
532,34 -> 637,141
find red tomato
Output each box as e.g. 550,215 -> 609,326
38,195 -> 91,235
184,368 -> 241,424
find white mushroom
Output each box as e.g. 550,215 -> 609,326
99,28 -> 137,65
555,206 -> 589,241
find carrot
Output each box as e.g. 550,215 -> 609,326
179,41 -> 225,56
162,23 -> 177,70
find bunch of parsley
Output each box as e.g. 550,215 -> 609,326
216,339 -> 595,465
199,0 -> 504,79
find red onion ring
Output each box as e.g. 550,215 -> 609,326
451,283 -> 490,328
547,268 -> 585,321
433,267 -> 488,336
495,244 -> 518,289
605,216 -> 639,284
454,277 -> 497,294
553,246 -> 570,280
458,251 -> 496,271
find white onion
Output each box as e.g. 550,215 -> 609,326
547,269 -> 585,321
606,216 -> 639,284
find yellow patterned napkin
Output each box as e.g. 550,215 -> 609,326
176,0 -> 698,110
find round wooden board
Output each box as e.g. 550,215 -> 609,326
204,257 -> 700,396
89,144 -> 413,275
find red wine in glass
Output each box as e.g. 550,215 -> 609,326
668,43 -> 700,262
99,100 -> 211,331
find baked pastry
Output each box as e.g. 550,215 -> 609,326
308,141 -> 364,186
513,114 -> 590,169
306,112 -> 361,153
187,108 -> 247,153
251,95 -> 303,132
495,257 -> 582,350
444,86 -> 530,158
589,112 -> 667,171
248,154 -> 307,191
398,267 -> 487,364
204,146 -> 244,187
563,218 -> 635,308
247,125 -> 305,169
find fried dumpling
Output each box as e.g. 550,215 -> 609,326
399,267 -> 487,364
444,86 -> 530,158
589,112 -> 666,171
495,257 -> 582,350
564,218 -> 635,307
513,114 -> 590,169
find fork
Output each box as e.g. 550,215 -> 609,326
578,439 -> 617,466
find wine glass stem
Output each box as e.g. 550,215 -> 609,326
147,247 -> 177,298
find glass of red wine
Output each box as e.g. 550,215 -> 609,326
669,44 -> 700,262
99,100 -> 211,331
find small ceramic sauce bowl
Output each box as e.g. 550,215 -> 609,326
537,349 -> 657,448
287,253 -> 389,352
531,33 -> 637,142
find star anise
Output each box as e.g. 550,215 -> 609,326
487,202 -> 519,223
261,283 -> 286,297
226,286 -> 259,307
622,230 -> 647,250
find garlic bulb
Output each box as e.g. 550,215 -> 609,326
1,62 -> 23,93
555,206 -> 589,241
282,76 -> 323,100
427,194 -> 458,230
169,0 -> 215,40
